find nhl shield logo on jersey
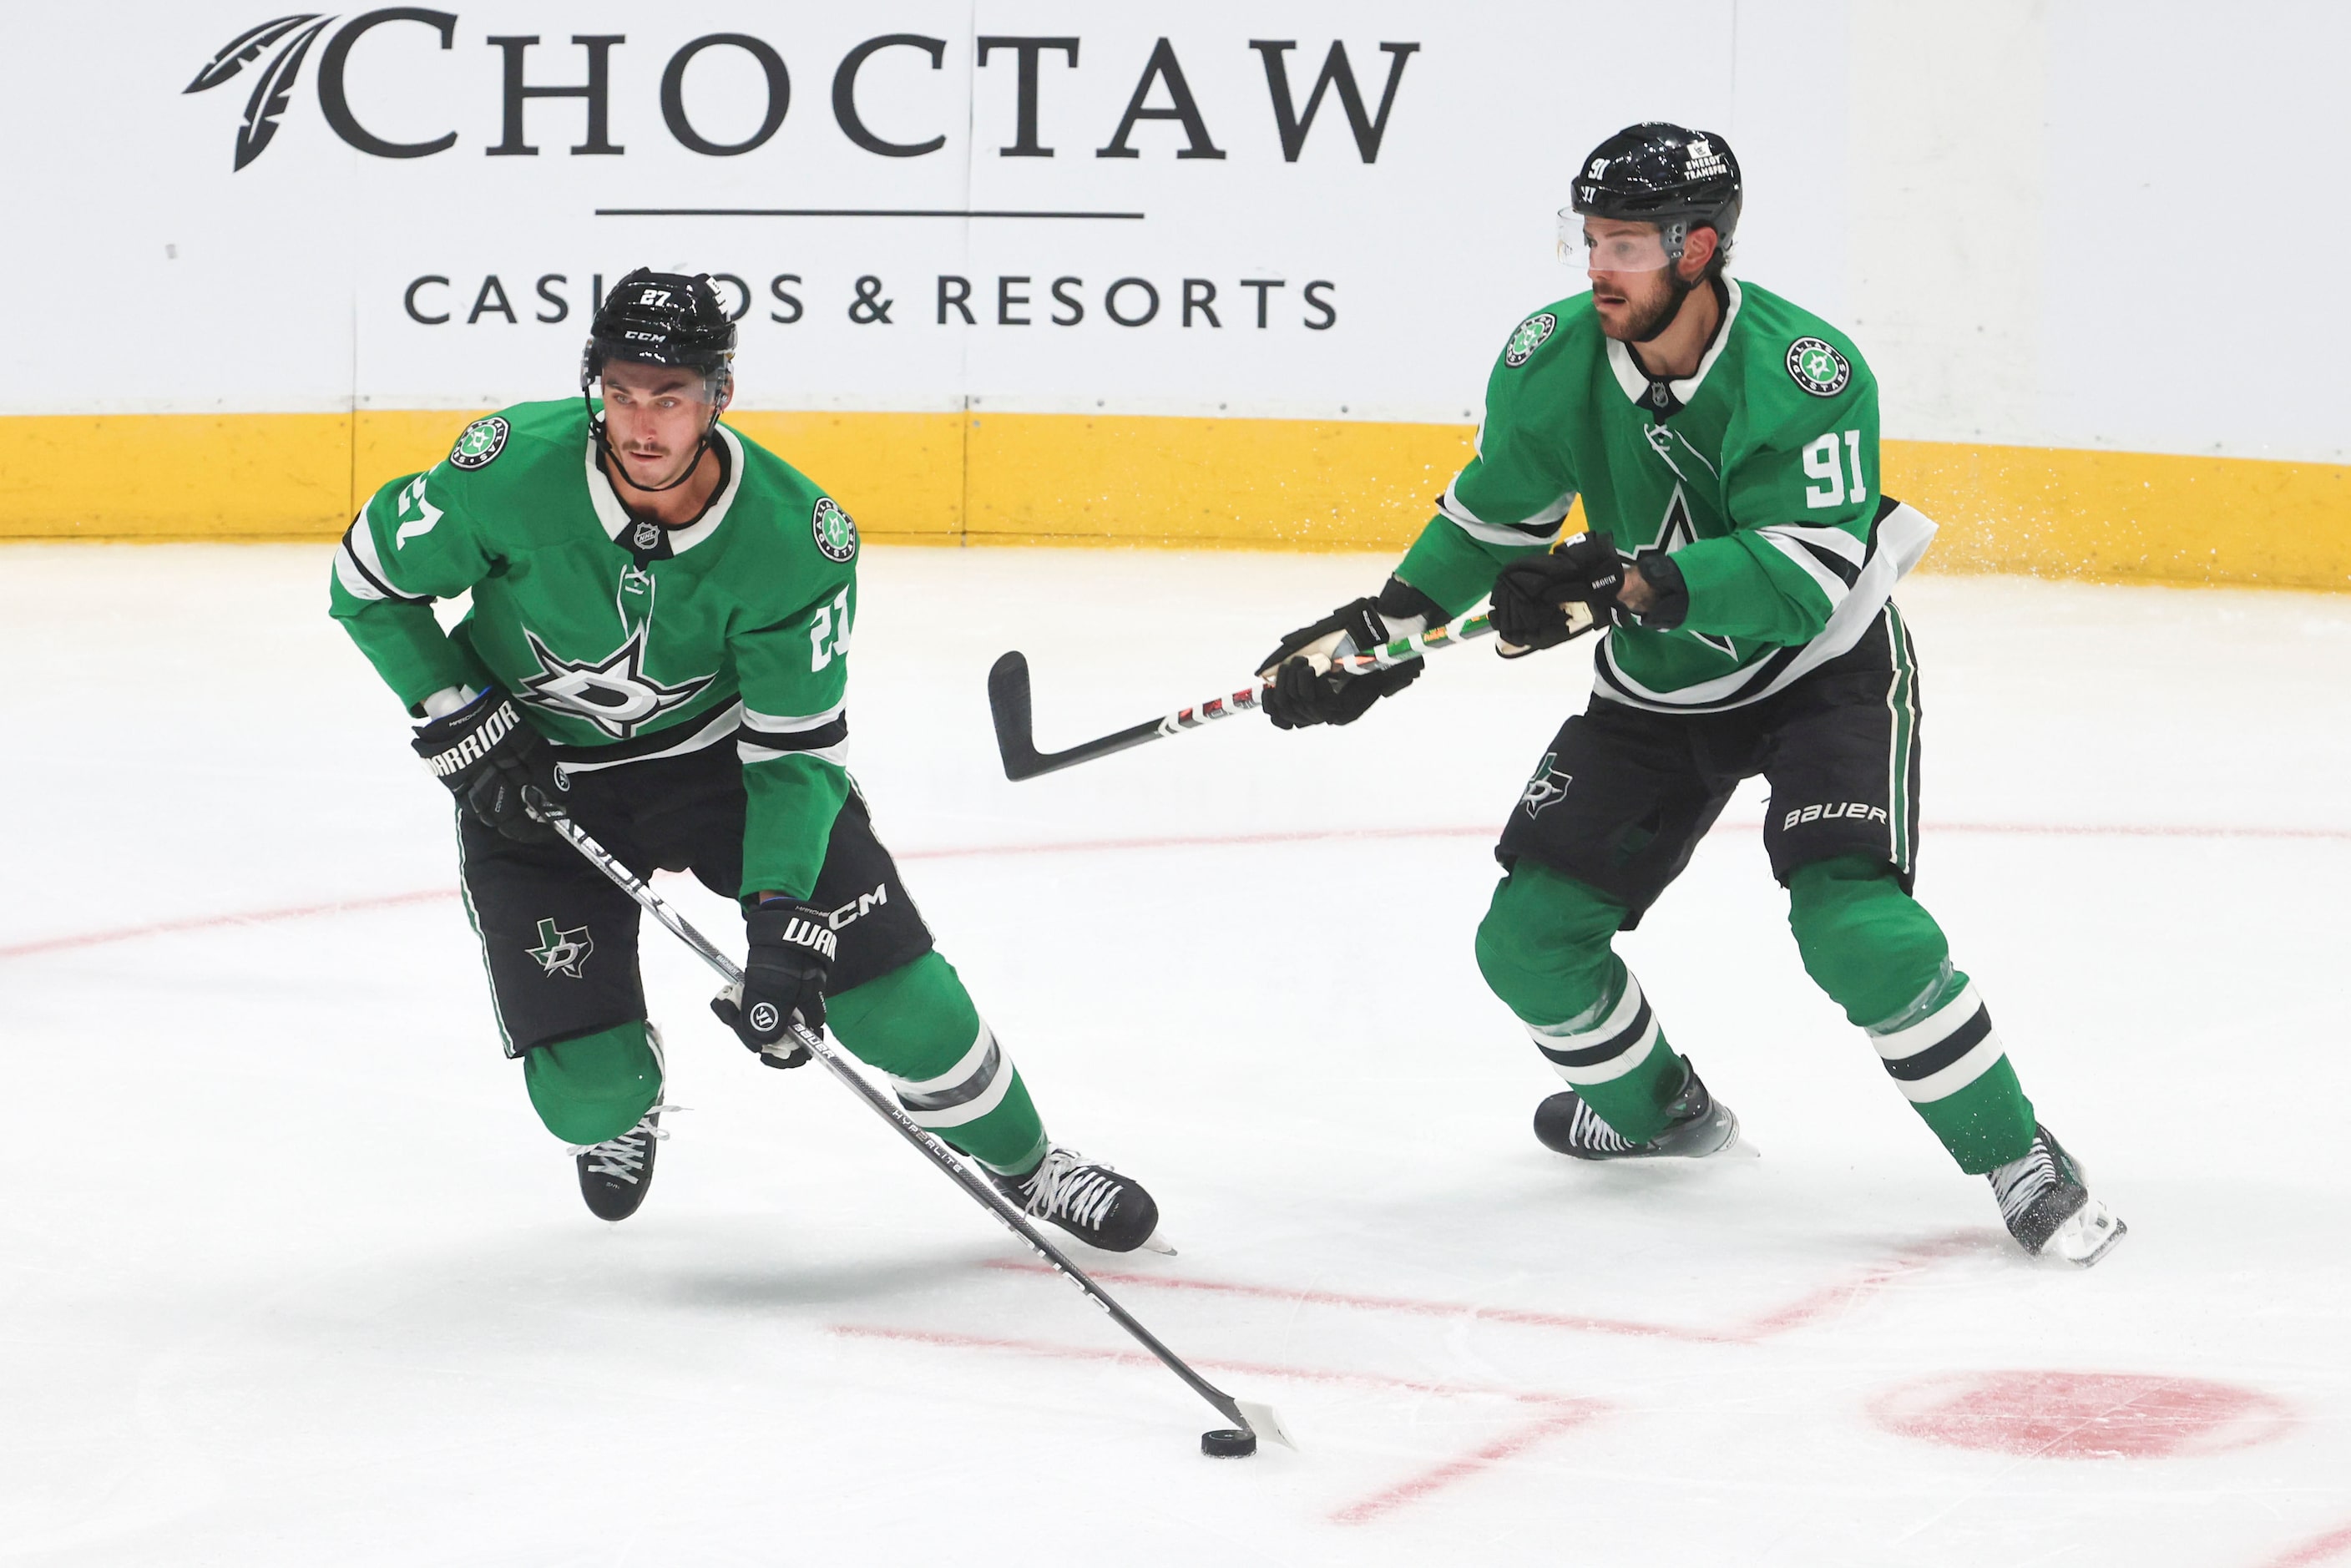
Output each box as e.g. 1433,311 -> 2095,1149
447,416 -> 510,470
1520,752 -> 1572,817
528,918 -> 594,979
812,497 -> 858,563
1785,337 -> 1852,397
1504,312 -> 1558,368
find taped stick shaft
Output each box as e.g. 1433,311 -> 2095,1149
988,608 -> 1504,781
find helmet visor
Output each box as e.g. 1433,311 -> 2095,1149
1558,210 -> 1673,272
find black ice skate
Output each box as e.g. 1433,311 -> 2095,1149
1534,1062 -> 1753,1161
1988,1123 -> 2126,1267
569,1105 -> 678,1222
989,1145 -> 1166,1253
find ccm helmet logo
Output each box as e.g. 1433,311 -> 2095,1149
1782,802 -> 1890,829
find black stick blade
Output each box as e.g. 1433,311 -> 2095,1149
986,650 -> 1170,781
988,651 -> 1047,781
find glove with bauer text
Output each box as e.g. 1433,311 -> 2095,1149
411,689 -> 561,842
1489,532 -> 1624,657
1254,576 -> 1448,731
710,899 -> 837,1068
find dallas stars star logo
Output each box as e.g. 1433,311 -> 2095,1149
1520,752 -> 1572,818
528,917 -> 594,979
1639,488 -> 1739,660
517,625 -> 714,740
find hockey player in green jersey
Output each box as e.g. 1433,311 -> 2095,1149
1255,125 -> 2124,1266
331,270 -> 1162,1250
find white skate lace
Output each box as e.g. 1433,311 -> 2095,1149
1016,1147 -> 1123,1232
1988,1136 -> 2058,1224
1571,1100 -> 1635,1155
569,1103 -> 685,1186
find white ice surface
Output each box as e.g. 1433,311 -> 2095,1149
4,543 -> 2348,1566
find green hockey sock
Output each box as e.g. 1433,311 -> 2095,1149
1863,972 -> 2036,1173
827,951 -> 1049,1175
1784,856 -> 1951,1026
1787,857 -> 2035,1173
1476,861 -> 1688,1144
523,1020 -> 662,1146
1524,971 -> 1688,1143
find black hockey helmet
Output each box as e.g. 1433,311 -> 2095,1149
581,268 -> 737,398
1568,123 -> 1742,264
581,268 -> 736,493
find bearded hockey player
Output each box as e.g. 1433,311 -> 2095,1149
1256,125 -> 2123,1266
330,270 -> 1160,1251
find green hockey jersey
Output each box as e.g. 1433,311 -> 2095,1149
1395,277 -> 1934,711
329,400 -> 861,899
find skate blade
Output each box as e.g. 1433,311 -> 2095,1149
1137,1229 -> 1177,1256
2049,1201 -> 2126,1267
1712,1110 -> 1760,1159
1236,1399 -> 1297,1451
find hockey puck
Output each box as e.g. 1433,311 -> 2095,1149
1201,1427 -> 1257,1458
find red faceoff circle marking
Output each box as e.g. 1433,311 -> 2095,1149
1871,1371 -> 2291,1460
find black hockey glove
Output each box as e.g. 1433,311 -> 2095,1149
411,689 -> 561,842
1489,532 -> 1624,657
1254,577 -> 1446,731
710,899 -> 837,1067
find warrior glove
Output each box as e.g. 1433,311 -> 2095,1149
1489,532 -> 1625,657
711,899 -> 838,1068
1255,577 -> 1446,731
411,689 -> 561,842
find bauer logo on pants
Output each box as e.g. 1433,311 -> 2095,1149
528,918 -> 594,979
1781,801 -> 1888,830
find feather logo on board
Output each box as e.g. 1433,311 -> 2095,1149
184,14 -> 336,170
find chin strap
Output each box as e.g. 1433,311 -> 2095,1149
1633,271 -> 1697,345
580,375 -> 730,495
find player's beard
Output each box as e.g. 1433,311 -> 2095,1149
1606,269 -> 1695,345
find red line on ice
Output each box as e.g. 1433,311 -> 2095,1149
984,1230 -> 1979,1348
0,888 -> 456,959
827,1323 -> 1609,1525
2256,1523 -> 2351,1567
1329,1402 -> 1603,1527
1726,1231 -> 1982,1339
832,1321 -> 1522,1399
983,1258 -> 1735,1343
7,814 -> 2344,959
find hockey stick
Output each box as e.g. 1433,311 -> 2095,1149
988,602 -> 1594,781
533,802 -> 1295,1456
